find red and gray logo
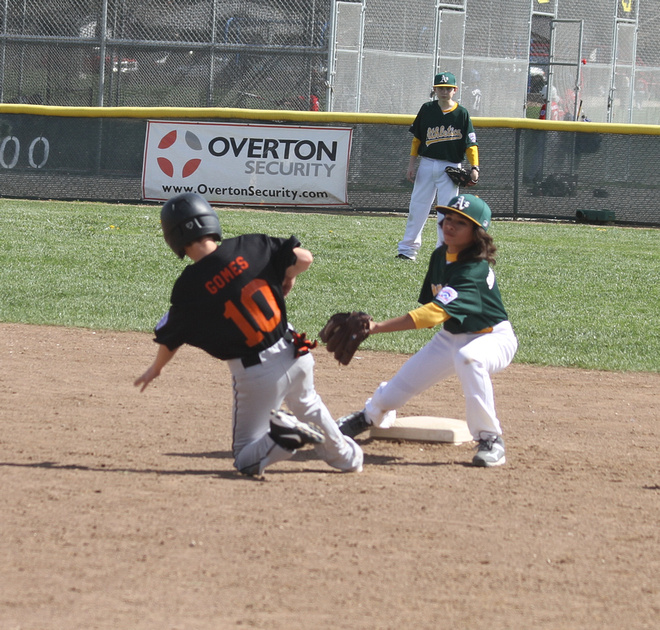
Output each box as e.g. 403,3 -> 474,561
156,130 -> 203,178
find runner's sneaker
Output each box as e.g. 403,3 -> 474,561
269,409 -> 325,451
336,410 -> 371,438
472,435 -> 506,467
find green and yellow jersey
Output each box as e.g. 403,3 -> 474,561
410,101 -> 478,164
411,246 -> 509,334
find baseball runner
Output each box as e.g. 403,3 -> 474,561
134,193 -> 363,476
339,195 -> 518,467
398,71 -> 480,261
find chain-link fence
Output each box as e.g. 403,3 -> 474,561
0,1 -> 658,123
345,0 -> 659,124
0,0 -> 331,110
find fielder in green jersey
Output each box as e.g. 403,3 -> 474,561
339,194 -> 518,468
410,99 -> 478,163
398,71 -> 480,261
418,244 -> 509,335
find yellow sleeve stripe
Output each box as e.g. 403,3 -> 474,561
408,302 -> 451,329
411,136 -> 422,156
466,145 -> 479,166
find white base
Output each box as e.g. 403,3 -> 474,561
369,416 -> 473,444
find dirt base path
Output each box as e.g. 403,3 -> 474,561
1,323 -> 659,629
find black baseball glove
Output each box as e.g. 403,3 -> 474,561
318,311 -> 373,365
445,166 -> 477,187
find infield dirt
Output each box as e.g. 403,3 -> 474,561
1,323 -> 659,629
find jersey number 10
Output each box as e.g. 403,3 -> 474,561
223,279 -> 281,347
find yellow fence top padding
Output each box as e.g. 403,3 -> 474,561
0,104 -> 412,126
1,104 -> 659,135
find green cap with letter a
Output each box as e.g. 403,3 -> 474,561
433,71 -> 457,88
437,194 -> 492,231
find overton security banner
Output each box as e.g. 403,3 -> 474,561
142,120 -> 352,206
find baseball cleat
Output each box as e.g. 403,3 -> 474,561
472,435 -> 506,467
336,410 -> 371,438
344,464 -> 363,473
395,253 -> 415,261
269,409 -> 325,451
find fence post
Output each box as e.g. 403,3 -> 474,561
512,128 -> 520,219
97,0 -> 109,107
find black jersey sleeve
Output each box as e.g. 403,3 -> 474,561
409,104 -> 426,140
153,308 -> 185,351
272,235 -> 301,280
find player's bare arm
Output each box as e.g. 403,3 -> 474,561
406,137 -> 422,182
282,246 -> 313,296
134,344 -> 178,392
406,155 -> 418,182
369,313 -> 416,334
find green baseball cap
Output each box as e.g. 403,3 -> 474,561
433,72 -> 457,88
437,194 -> 492,231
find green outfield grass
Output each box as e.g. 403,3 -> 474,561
1,199 -> 658,372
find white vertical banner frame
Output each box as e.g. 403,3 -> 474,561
142,120 -> 353,206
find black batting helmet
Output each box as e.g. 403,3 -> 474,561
160,193 -> 222,258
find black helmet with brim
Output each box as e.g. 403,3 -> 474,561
160,193 -> 222,258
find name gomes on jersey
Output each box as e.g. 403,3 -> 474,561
426,125 -> 463,146
204,256 -> 249,295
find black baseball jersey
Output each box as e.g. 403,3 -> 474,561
154,234 -> 299,360
418,246 -> 508,334
410,101 -> 477,163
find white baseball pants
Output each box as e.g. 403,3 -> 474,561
398,157 -> 459,260
228,337 -> 364,475
365,321 -> 518,440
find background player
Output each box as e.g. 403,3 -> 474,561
134,192 -> 363,476
342,194 -> 517,467
397,72 -> 480,261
